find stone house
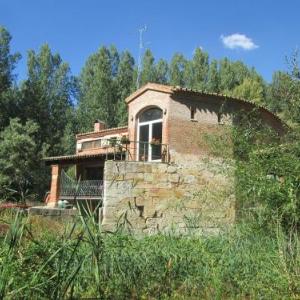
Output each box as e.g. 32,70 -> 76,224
44,83 -> 285,234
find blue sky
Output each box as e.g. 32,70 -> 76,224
2,0 -> 300,82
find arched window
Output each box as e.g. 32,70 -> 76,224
137,107 -> 163,161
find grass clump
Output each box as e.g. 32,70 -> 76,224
0,210 -> 299,299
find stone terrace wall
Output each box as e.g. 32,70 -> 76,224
102,159 -> 235,235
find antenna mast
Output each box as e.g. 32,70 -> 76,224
136,25 -> 147,89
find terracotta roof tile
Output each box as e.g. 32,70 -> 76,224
126,83 -> 286,126
76,126 -> 128,140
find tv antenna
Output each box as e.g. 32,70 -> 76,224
136,25 -> 147,89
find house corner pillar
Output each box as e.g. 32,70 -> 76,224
47,164 -> 61,207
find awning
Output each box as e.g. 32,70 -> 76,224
43,152 -> 121,165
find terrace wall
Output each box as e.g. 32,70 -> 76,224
102,160 -> 235,234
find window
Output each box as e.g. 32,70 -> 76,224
139,108 -> 163,122
137,107 -> 163,161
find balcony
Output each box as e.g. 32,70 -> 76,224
77,138 -> 169,163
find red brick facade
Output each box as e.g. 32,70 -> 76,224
45,83 -> 286,207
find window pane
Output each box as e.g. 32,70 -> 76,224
151,122 -> 162,160
139,124 -> 149,161
139,108 -> 162,122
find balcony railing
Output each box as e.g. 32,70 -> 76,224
59,170 -> 103,200
79,138 -> 169,163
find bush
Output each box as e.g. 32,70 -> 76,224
0,211 -> 299,299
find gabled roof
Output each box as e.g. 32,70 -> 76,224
125,83 -> 285,127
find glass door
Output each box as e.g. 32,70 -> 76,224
137,108 -> 163,162
138,124 -> 149,161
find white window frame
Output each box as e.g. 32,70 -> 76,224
137,118 -> 163,162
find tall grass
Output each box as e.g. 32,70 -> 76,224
0,210 -> 300,299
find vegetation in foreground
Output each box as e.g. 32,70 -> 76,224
0,210 -> 299,299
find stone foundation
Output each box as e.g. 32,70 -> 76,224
102,158 -> 235,234
29,207 -> 77,220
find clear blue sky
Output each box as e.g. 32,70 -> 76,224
2,0 -> 300,82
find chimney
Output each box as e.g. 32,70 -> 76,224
94,120 -> 106,132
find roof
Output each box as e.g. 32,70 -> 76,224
43,152 -> 111,165
76,126 -> 128,140
125,83 -> 285,126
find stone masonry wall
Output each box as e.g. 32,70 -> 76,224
102,159 -> 235,235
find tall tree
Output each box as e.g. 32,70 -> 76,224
169,53 -> 187,86
219,58 -> 235,92
78,46 -> 116,131
155,59 -> 169,84
268,51 -> 300,125
0,118 -> 45,200
0,26 -> 21,130
268,71 -> 291,113
191,47 -> 209,90
115,51 -> 135,126
20,44 -> 74,155
231,77 -> 265,104
207,59 -> 219,92
140,49 -> 156,86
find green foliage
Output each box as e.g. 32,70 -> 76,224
169,53 -> 187,86
0,26 -> 21,131
268,50 -> 300,125
78,46 -> 116,131
140,49 -> 156,86
207,59 -> 220,92
230,77 -> 265,104
236,130 -> 300,232
0,212 -> 300,298
115,51 -> 135,126
0,26 -> 21,93
0,118 -> 46,200
19,44 -> 75,156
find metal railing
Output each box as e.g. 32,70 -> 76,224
60,170 -> 103,199
80,138 -> 169,162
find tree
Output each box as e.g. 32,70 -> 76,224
0,118 -> 46,200
268,71 -> 291,113
155,59 -> 169,84
78,46 -> 116,131
140,49 -> 156,86
219,58 -> 236,92
267,51 -> 300,125
169,53 -> 187,86
19,44 -> 74,155
115,51 -> 135,126
191,47 -> 209,90
231,77 -> 265,104
207,59 -> 219,92
0,26 -> 21,131
0,26 -> 20,93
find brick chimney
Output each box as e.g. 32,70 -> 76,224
94,120 -> 106,132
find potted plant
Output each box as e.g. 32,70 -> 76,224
150,138 -> 161,146
120,135 -> 130,145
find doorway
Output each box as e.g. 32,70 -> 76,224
137,107 -> 163,161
